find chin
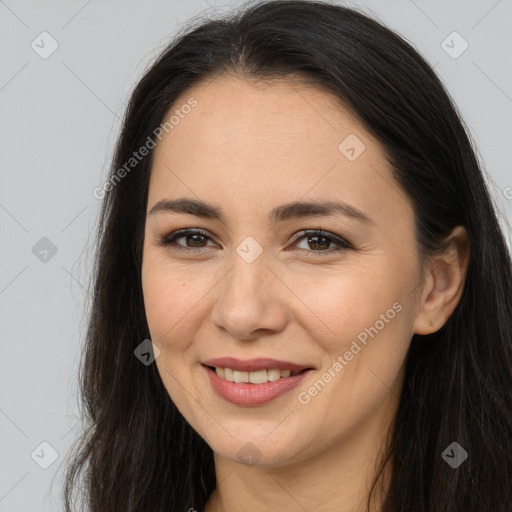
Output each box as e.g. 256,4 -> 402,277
203,427 -> 309,468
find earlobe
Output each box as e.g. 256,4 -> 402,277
412,226 -> 471,335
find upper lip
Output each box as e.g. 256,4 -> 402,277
202,357 -> 313,373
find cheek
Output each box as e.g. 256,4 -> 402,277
290,264 -> 413,413
142,258 -> 204,414
297,286 -> 409,431
141,254 -> 200,349
288,264 -> 403,352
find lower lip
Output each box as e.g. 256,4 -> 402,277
203,365 -> 313,406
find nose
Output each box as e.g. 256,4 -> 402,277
210,250 -> 289,341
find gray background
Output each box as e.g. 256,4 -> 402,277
1,0 -> 511,510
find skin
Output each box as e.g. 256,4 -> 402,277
141,74 -> 470,512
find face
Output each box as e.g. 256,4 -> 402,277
141,75 -> 425,467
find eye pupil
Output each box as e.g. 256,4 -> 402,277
308,235 -> 330,251
188,234 -> 206,247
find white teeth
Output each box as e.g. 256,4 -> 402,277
213,367 -> 300,384
233,370 -> 249,383
267,369 -> 281,381
249,369 -> 268,384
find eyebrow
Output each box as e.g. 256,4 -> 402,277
148,197 -> 373,224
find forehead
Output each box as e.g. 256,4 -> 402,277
153,74 -> 366,161
148,75 -> 408,223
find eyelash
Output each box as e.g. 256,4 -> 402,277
155,227 -> 352,256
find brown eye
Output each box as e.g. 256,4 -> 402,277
182,233 -> 208,248
156,229 -> 216,252
290,229 -> 352,255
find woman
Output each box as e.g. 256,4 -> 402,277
63,1 -> 512,511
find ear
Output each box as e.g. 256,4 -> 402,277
413,225 -> 471,335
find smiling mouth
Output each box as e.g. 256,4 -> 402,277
205,365 -> 311,384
